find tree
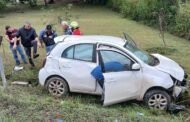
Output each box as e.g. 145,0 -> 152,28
0,0 -> 6,9
44,0 -> 47,6
158,8 -> 167,47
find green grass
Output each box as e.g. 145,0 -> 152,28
0,3 -> 190,122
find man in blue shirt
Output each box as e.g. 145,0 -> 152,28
39,25 -> 57,54
15,22 -> 41,67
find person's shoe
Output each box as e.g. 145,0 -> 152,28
29,58 -> 35,67
23,61 -> 28,64
16,61 -> 21,66
14,66 -> 23,71
33,54 -> 39,59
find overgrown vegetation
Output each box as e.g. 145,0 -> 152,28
0,3 -> 190,122
0,86 -> 189,122
146,47 -> 177,55
172,3 -> 190,40
84,0 -> 107,5
107,0 -> 190,41
28,0 -> 37,7
0,0 -> 6,9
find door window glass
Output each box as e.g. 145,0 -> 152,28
100,50 -> 134,72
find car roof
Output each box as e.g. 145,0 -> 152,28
54,35 -> 126,46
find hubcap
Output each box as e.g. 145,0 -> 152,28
48,80 -> 65,97
148,94 -> 168,110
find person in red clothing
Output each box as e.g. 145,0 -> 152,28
70,21 -> 83,35
5,26 -> 27,66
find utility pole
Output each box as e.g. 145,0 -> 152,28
0,36 -> 7,89
0,54 -> 7,89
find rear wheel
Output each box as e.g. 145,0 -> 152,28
46,77 -> 69,98
143,89 -> 171,110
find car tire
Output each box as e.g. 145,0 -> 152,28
46,77 -> 69,98
143,89 -> 171,110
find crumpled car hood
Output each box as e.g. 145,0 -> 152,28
152,54 -> 184,81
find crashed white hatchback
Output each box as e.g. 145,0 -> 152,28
39,34 -> 188,110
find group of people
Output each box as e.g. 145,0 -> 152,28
5,21 -> 82,68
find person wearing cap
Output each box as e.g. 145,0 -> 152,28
5,25 -> 27,66
15,21 -> 41,67
39,25 -> 57,54
70,21 -> 83,35
61,21 -> 72,35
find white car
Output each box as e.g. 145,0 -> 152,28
39,35 -> 188,110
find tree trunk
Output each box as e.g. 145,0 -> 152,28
44,0 -> 47,6
48,0 -> 55,4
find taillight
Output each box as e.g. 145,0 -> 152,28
42,57 -> 47,67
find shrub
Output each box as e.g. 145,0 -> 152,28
108,0 -> 178,26
0,0 -> 6,9
107,0 -> 124,11
146,47 -> 177,55
120,0 -> 138,20
84,0 -> 108,5
171,3 -> 190,40
29,0 -> 37,7
107,0 -> 190,41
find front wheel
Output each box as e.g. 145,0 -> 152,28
143,89 -> 171,110
45,77 -> 69,98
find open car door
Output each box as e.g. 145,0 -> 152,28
123,32 -> 137,47
97,45 -> 143,106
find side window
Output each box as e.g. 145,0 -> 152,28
62,44 -> 94,62
100,50 -> 134,72
74,44 -> 93,61
62,46 -> 74,59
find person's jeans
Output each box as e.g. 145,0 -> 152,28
24,40 -> 38,58
46,45 -> 55,54
10,44 -> 27,66
24,40 -> 38,67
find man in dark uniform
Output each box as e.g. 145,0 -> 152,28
39,25 -> 57,54
15,22 -> 41,67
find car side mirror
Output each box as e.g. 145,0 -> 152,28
132,63 -> 140,71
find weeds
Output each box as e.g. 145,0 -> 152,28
0,3 -> 189,122
146,47 -> 177,55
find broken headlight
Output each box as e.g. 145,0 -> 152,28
171,74 -> 188,87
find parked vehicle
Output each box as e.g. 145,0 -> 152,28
39,34 -> 188,110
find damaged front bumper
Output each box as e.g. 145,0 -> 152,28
173,78 -> 189,98
173,85 -> 188,97
168,79 -> 189,113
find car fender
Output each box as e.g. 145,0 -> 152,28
39,68 -> 49,86
138,66 -> 174,100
